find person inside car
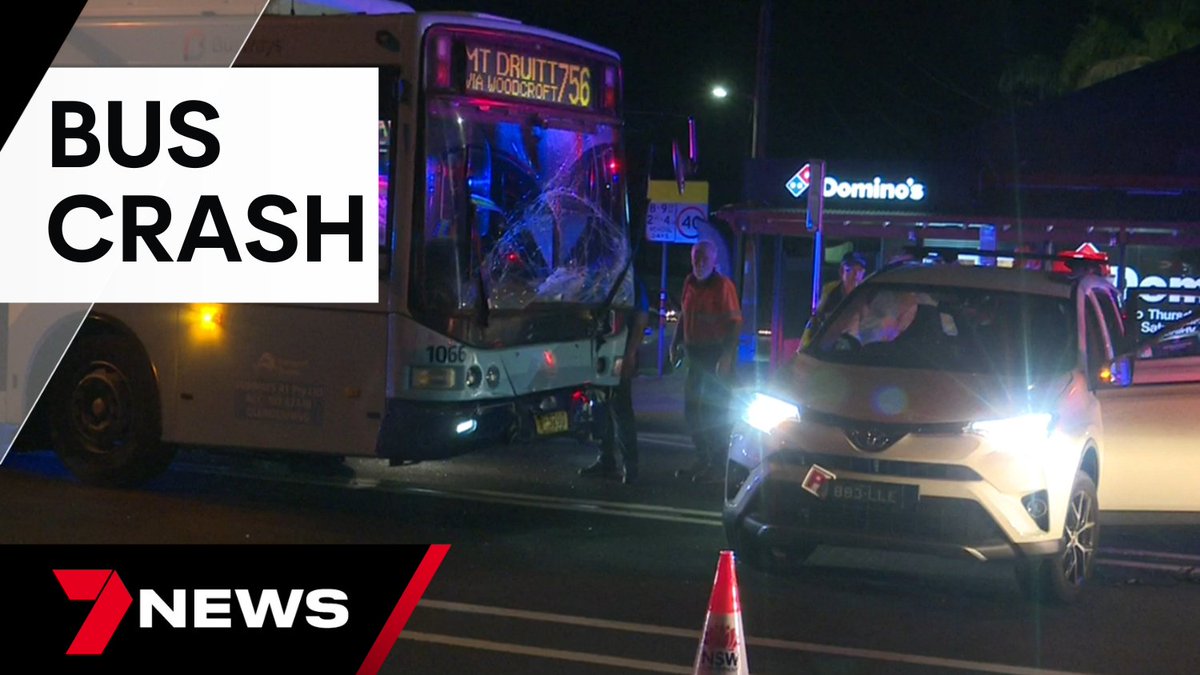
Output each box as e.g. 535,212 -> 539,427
801,251 -> 869,349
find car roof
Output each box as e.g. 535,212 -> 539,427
864,263 -> 1088,299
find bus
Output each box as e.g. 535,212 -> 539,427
0,305 -> 90,456
23,3 -> 634,486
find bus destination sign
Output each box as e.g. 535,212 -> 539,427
465,42 -> 593,110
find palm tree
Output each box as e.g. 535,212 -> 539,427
1000,0 -> 1200,102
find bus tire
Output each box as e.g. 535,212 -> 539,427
46,334 -> 173,487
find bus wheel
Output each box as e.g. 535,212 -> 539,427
47,334 -> 173,487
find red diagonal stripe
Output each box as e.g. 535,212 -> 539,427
357,544 -> 450,675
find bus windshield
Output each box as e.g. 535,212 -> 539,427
418,98 -> 632,316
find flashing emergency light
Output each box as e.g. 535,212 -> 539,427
200,307 -> 223,328
1052,244 -> 1110,275
434,35 -> 452,88
604,65 -> 619,112
187,304 -> 226,343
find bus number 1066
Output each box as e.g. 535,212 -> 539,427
427,345 -> 467,363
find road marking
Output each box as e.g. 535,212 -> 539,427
179,463 -> 1198,568
401,631 -> 691,674
422,599 -> 698,638
388,485 -> 723,526
1095,558 -> 1200,576
179,462 -> 724,527
636,432 -> 695,449
1100,547 -> 1200,563
417,599 -> 1090,675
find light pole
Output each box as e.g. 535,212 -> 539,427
710,82 -> 766,373
709,85 -> 758,161
710,0 -> 773,373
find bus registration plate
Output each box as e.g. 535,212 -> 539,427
535,411 -> 569,436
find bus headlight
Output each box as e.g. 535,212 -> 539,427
485,365 -> 501,388
966,413 -> 1053,450
743,393 -> 800,434
465,365 -> 483,388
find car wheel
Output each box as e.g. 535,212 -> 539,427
1016,470 -> 1099,604
46,334 -> 174,487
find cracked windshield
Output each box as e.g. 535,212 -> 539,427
420,98 -> 632,315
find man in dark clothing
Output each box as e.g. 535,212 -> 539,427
670,240 -> 742,483
579,272 -> 651,484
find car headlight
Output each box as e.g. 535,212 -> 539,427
744,393 -> 801,434
966,413 -> 1054,449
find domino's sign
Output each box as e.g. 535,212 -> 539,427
823,175 -> 926,201
786,164 -> 926,202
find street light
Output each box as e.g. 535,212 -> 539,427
709,84 -> 758,160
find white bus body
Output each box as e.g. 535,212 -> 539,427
0,305 -> 89,454
29,6 -> 634,486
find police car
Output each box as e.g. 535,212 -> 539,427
723,257 -> 1200,603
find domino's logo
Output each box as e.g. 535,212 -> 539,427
785,163 -> 812,197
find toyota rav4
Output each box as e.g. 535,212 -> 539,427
723,261 -> 1155,603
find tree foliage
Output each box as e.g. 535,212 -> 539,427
1000,0 -> 1200,103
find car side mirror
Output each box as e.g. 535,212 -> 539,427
1094,354 -> 1134,389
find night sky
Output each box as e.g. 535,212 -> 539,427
404,0 -> 1092,207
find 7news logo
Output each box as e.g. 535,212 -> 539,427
54,569 -> 348,656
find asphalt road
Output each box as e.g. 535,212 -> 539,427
2,431 -> 1198,675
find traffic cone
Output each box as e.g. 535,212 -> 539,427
692,550 -> 749,675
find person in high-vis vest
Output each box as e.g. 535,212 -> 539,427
670,240 -> 742,483
800,251 -> 868,349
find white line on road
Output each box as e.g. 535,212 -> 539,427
180,463 -> 724,527
390,485 -> 723,526
1095,558 -> 1200,576
636,432 -> 695,449
417,599 -> 1091,675
181,464 -> 1197,568
1099,547 -> 1200,563
401,631 -> 692,674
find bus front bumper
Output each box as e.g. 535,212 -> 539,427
377,386 -> 603,462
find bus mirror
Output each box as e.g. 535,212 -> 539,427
687,116 -> 699,176
672,139 -> 686,194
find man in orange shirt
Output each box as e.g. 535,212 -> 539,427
669,240 -> 742,482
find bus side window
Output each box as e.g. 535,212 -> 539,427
378,68 -> 402,278
422,238 -> 465,312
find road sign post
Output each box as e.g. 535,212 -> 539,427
646,180 -> 709,376
806,160 -> 825,318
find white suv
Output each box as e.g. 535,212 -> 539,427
723,262 -> 1133,603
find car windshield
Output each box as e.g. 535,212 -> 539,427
811,283 -> 1077,376
416,97 -> 632,315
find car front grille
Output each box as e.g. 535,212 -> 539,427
773,450 -> 982,481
